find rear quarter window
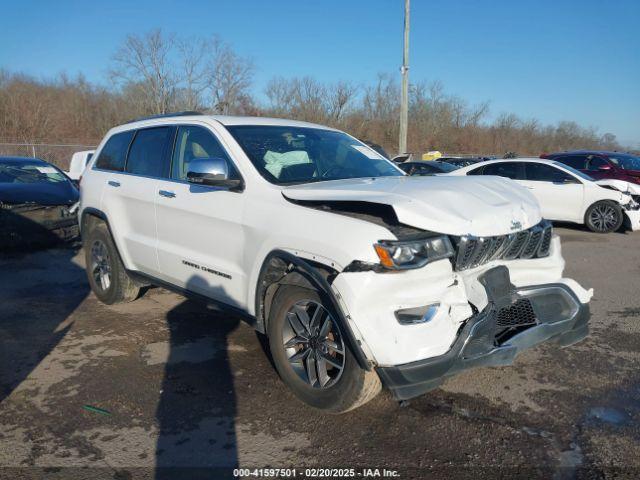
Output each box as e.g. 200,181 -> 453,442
94,131 -> 135,172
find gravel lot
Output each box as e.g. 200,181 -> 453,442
1,227 -> 639,479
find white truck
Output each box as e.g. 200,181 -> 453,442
65,150 -> 94,180
78,113 -> 592,412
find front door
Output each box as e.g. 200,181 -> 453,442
519,163 -> 584,222
155,124 -> 248,309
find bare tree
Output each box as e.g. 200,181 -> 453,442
110,29 -> 177,114
265,76 -> 295,114
0,62 -> 629,159
207,37 -> 254,114
176,37 -> 209,111
328,81 -> 358,121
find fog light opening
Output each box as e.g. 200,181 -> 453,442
395,303 -> 441,325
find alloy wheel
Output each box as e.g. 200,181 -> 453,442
281,300 -> 345,388
589,204 -> 619,232
90,239 -> 112,291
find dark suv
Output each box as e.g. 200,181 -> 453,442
541,151 -> 640,185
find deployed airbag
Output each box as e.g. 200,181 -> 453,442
264,150 -> 311,179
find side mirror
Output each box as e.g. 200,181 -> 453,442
186,158 -> 243,190
561,177 -> 579,184
598,164 -> 612,171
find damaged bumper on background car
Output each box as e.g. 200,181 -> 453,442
623,202 -> 640,231
0,202 -> 79,249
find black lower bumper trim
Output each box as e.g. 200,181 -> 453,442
377,270 -> 591,401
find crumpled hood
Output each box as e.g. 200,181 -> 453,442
282,176 -> 542,236
595,179 -> 640,197
0,181 -> 79,206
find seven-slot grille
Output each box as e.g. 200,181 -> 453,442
453,221 -> 553,271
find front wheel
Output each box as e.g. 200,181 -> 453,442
584,201 -> 623,233
267,285 -> 380,413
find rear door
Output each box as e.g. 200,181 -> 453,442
119,126 -> 174,275
154,124 -> 248,308
95,127 -> 173,276
475,161 -> 525,181
519,163 -> 584,222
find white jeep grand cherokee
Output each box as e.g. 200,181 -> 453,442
79,113 -> 593,412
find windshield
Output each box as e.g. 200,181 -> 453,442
227,125 -> 404,185
553,162 -> 594,182
608,154 -> 640,171
0,161 -> 67,184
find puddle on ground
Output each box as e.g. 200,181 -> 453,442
587,407 -> 629,426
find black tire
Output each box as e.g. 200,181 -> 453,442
83,222 -> 141,304
267,285 -> 380,413
584,200 -> 624,233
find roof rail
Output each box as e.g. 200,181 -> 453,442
125,111 -> 204,124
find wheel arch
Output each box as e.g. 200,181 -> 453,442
254,249 -> 371,371
584,199 -> 624,232
80,207 -> 131,269
80,207 -> 108,233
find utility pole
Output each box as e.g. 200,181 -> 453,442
399,0 -> 410,154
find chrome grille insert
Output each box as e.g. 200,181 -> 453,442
453,221 -> 553,271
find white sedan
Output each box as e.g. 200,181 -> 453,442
448,158 -> 640,233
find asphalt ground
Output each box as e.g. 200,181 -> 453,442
0,227 -> 639,479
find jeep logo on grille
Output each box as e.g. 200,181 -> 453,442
510,220 -> 523,231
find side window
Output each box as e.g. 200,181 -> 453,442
556,155 -> 587,170
415,164 -> 437,175
171,126 -> 238,180
398,163 -> 413,174
94,131 -> 134,172
482,162 -> 524,180
525,163 -> 576,183
467,166 -> 484,175
400,163 -> 435,175
126,127 -> 173,177
586,156 -> 608,172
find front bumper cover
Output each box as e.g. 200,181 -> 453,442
624,208 -> 640,231
376,266 -> 590,401
0,203 -> 79,249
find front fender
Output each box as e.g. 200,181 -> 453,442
253,249 -> 372,371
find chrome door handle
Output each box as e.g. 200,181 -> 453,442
159,190 -> 176,198
108,180 -> 121,187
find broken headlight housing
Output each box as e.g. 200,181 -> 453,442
374,235 -> 454,270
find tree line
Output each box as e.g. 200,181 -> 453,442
0,29 -> 625,157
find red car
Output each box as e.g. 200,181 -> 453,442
541,150 -> 640,185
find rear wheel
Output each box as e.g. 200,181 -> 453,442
585,201 -> 623,233
83,222 -> 141,304
267,285 -> 380,413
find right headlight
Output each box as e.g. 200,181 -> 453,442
373,235 -> 454,270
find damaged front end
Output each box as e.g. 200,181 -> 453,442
327,214 -> 592,401
622,198 -> 640,231
281,177 -> 592,400
375,266 -> 590,400
595,179 -> 640,230
0,202 -> 79,249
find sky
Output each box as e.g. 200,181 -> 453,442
1,0 -> 639,146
